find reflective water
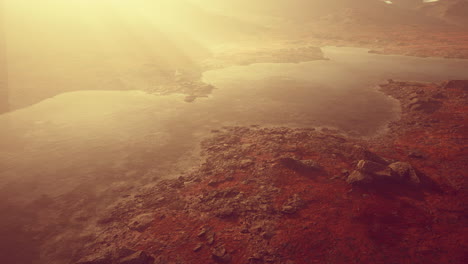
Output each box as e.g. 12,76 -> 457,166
1,46 -> 468,202
1,46 -> 468,263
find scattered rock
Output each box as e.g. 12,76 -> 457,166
198,227 -> 216,245
408,99 -> 442,113
248,253 -> 263,261
116,248 -> 138,259
206,230 -> 215,245
239,159 -> 254,168
279,158 -> 321,172
347,145 -> 389,165
281,205 -> 296,214
388,162 -> 420,184
281,194 -> 304,214
129,214 -> 154,232
410,103 -> 423,111
408,149 -> 425,159
347,170 -> 373,184
118,251 -> 154,264
408,98 -> 422,107
76,252 -> 113,264
212,246 -> 231,263
356,160 -> 393,178
208,179 -> 221,187
197,228 -> 206,238
408,92 -> 419,100
299,160 -> 322,170
215,206 -> 236,218
261,231 -> 276,239
444,80 -> 468,91
348,159 -> 420,185
193,243 -> 203,252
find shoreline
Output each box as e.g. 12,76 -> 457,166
70,79 -> 467,264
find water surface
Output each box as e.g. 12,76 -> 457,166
1,46 -> 468,203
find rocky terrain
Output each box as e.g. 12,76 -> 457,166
146,45 -> 325,103
302,24 -> 468,59
203,46 -> 325,70
2,2 -> 468,264
64,79 -> 467,264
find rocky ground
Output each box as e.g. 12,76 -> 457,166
203,46 -> 325,69
317,26 -> 468,59
71,80 -> 467,264
144,45 -> 325,103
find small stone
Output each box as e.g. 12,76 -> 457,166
208,180 -> 220,187
410,103 -> 423,111
347,170 -> 373,184
118,251 -> 154,264
261,231 -> 276,239
216,206 -> 235,218
408,92 -> 419,100
281,205 -> 296,214
206,230 -> 215,245
116,248 -> 138,259
197,228 -> 207,237
239,159 -> 254,168
240,228 -> 250,234
193,243 -> 203,252
299,160 -> 321,170
212,246 -> 231,263
388,162 -> 420,184
128,214 -> 154,232
224,175 -> 234,181
409,98 -> 421,105
212,246 -> 226,257
76,251 -> 113,264
278,158 -> 321,172
356,160 -> 392,178
408,150 -> 425,159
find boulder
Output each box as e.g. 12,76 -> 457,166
346,145 -> 389,165
388,162 -> 420,184
346,170 -> 373,184
128,213 -> 154,232
348,160 -> 420,185
212,246 -> 232,263
356,160 -> 392,178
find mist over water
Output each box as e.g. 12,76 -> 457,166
2,47 -> 468,206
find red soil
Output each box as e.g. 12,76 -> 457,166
94,80 -> 468,264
